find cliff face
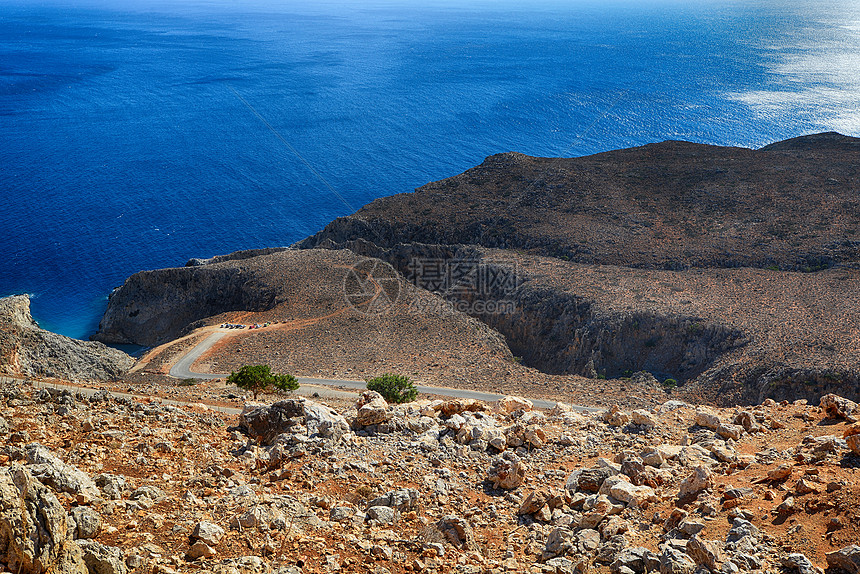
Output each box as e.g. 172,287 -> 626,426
310,241 -> 747,384
305,238 -> 860,406
298,133 -> 860,271
93,253 -> 288,347
0,295 -> 132,380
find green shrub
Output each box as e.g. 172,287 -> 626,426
687,322 -> 704,335
227,365 -> 299,398
366,373 -> 418,403
661,378 -> 678,390
272,373 -> 299,393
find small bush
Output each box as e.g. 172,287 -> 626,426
687,322 -> 705,335
227,365 -> 300,398
366,373 -> 418,403
272,373 -> 299,393
662,378 -> 678,390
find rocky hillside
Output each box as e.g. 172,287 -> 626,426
0,295 -> 131,381
95,248 -> 546,395
301,241 -> 860,406
2,377 -> 859,574
299,133 -> 860,272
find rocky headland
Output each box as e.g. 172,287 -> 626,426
299,132 -> 860,271
0,295 -> 132,381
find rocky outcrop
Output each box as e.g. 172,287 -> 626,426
0,296 -> 131,381
0,464 -> 88,574
93,259 -> 285,347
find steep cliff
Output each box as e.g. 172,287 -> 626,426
0,295 -> 132,380
93,251 -> 297,347
306,239 -> 860,406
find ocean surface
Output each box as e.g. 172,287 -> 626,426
2,0 -> 859,340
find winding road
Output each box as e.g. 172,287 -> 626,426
168,330 -> 597,411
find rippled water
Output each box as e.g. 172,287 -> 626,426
2,0 -> 858,338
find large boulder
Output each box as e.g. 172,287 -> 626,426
26,444 -> 100,499
494,396 -> 533,414
659,546 -> 695,574
76,540 -> 127,574
354,391 -> 391,426
694,410 -> 721,430
70,507 -> 101,539
827,545 -> 860,574
239,401 -> 305,445
678,465 -> 713,499
820,394 -> 859,421
608,479 -> 657,508
845,425 -> 860,455
367,488 -> 419,512
192,521 -> 225,546
487,452 -> 526,490
781,553 -> 824,574
436,516 -> 477,551
302,401 -> 350,440
0,464 -> 88,574
240,398 -> 350,444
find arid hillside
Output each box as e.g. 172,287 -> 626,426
300,132 -> 860,271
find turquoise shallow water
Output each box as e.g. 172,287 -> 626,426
2,0 -> 859,339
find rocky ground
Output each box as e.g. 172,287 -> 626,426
3,377 -> 860,574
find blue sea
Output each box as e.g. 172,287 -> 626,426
2,0 -> 859,340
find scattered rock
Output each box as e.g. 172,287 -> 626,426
678,465 -> 713,499
820,394 -> 858,421
436,516 -> 477,551
631,410 -> 656,428
577,468 -> 612,493
694,410 -> 721,430
686,536 -> 722,571
603,406 -> 630,427
767,464 -> 793,481
487,451 -> 526,490
192,521 -> 225,547
77,540 -> 128,574
781,553 -> 824,574
494,396 -> 533,413
70,506 -> 101,539
826,545 -> 860,574
187,541 -> 217,560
